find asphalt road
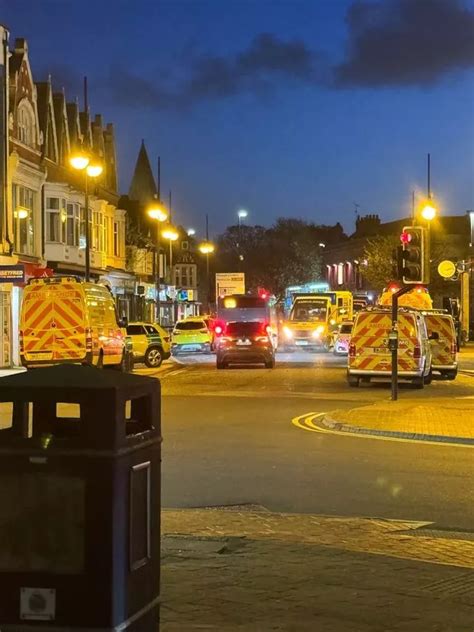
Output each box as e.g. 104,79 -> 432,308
142,350 -> 474,531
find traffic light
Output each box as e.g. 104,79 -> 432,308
400,226 -> 430,284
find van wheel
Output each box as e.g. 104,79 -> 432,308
216,360 -> 226,369
445,369 -> 457,380
424,369 -> 433,385
265,358 -> 275,369
412,376 -> 424,389
145,346 -> 163,368
347,375 -> 359,387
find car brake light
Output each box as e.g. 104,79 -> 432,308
413,345 -> 421,359
349,343 -> 356,357
214,325 -> 223,335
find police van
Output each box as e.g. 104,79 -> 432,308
347,308 -> 432,388
20,276 -> 131,370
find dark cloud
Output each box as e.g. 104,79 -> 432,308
335,0 -> 474,86
107,33 -> 323,109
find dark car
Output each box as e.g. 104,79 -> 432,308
216,321 -> 275,369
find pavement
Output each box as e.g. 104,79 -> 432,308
319,397 -> 474,445
161,507 -> 474,631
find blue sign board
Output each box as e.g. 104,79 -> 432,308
0,265 -> 25,283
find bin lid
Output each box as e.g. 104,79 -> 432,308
0,364 -> 158,392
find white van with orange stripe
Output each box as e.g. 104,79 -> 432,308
20,276 -> 130,369
423,311 -> 458,380
347,308 -> 432,388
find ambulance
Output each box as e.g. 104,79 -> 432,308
20,276 -> 132,370
280,291 -> 353,351
347,308 -> 432,388
422,311 -> 458,380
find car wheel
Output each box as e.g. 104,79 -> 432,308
446,369 -> 457,380
347,375 -> 359,387
424,368 -> 433,385
145,346 -> 163,368
265,358 -> 275,369
216,360 -> 226,370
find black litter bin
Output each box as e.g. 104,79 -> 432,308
0,364 -> 161,631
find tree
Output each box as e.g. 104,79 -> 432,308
362,235 -> 400,292
215,218 -> 336,299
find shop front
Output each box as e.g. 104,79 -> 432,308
0,262 -> 53,368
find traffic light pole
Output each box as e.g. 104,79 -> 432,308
391,285 -> 412,401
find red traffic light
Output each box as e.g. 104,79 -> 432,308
400,230 -> 412,244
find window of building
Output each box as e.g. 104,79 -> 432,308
16,101 -> 36,147
92,211 -> 100,251
66,203 -> 80,246
181,241 -> 189,251
113,221 -> 119,257
46,197 -> 66,243
175,264 -> 196,288
13,184 -> 35,255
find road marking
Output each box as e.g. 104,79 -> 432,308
291,412 -> 474,448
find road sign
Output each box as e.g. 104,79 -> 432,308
437,260 -> 456,279
215,272 -> 245,298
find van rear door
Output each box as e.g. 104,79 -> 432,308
22,281 -> 87,364
425,314 -> 456,366
350,312 -> 419,373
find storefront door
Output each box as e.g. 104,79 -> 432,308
0,291 -> 11,368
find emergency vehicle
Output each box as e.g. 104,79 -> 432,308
20,276 -> 131,369
422,310 -> 458,380
347,307 -> 432,388
281,291 -> 353,351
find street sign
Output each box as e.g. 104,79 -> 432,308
215,272 -> 245,298
438,260 -> 456,279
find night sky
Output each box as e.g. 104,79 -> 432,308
1,0 -> 473,237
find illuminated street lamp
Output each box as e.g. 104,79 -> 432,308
148,203 -> 168,323
187,228 -> 196,237
70,151 -> 103,281
237,209 -> 248,225
420,201 -> 437,221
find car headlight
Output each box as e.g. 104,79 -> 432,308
283,326 -> 293,338
312,329 -> 321,338
316,325 -> 325,334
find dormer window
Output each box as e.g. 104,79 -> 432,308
17,100 -> 36,147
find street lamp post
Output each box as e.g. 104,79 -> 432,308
148,204 -> 168,323
70,152 -> 103,282
199,241 -> 215,312
162,225 -> 179,322
237,209 -> 248,269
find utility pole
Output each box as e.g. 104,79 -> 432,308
427,153 -> 431,199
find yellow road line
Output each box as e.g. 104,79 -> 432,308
291,413 -> 474,449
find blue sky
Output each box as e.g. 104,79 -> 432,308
1,0 -> 473,237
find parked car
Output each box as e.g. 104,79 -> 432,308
216,320 -> 275,369
347,308 -> 432,388
126,322 -> 171,367
423,311 -> 458,380
333,321 -> 353,355
171,317 -> 212,354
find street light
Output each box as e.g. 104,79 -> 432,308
420,201 -> 437,221
148,203 -> 168,323
70,151 -> 103,281
237,209 -> 248,224
187,228 -> 196,236
199,241 -> 215,311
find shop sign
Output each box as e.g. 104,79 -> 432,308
177,289 -> 188,301
0,265 -> 25,283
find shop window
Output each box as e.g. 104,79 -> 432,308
13,185 -> 36,255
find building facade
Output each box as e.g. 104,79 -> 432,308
0,29 -> 128,368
